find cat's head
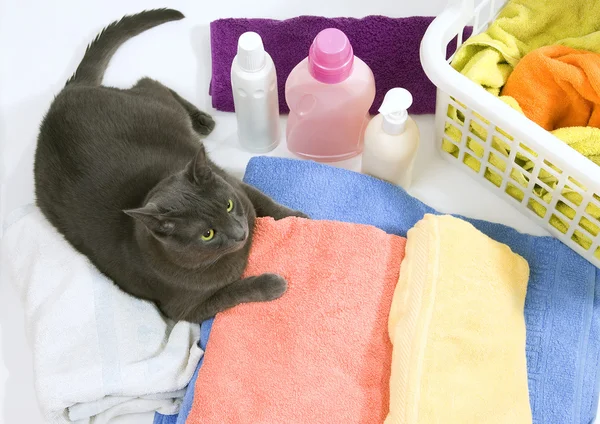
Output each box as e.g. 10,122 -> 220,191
124,145 -> 250,267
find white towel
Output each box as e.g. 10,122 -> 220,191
0,205 -> 203,424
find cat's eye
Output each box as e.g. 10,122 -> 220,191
201,229 -> 215,241
227,199 -> 234,213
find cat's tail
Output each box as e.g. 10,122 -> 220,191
65,8 -> 184,86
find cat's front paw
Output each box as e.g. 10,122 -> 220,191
255,273 -> 288,301
190,110 -> 216,136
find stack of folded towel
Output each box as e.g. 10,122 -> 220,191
243,158 -> 599,424
157,157 -> 600,424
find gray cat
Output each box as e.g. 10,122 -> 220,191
34,8 -> 307,322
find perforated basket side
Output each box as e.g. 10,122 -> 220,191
436,90 -> 600,267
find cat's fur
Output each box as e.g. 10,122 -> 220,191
34,8 -> 306,322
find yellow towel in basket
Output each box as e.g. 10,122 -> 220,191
451,0 -> 600,95
443,102 -> 600,253
385,214 -> 531,424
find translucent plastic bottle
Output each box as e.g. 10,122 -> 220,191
285,28 -> 375,162
231,32 -> 280,153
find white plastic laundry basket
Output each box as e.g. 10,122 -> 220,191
420,0 -> 600,267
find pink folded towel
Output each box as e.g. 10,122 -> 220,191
187,216 -> 406,424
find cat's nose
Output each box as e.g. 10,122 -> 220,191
233,232 -> 247,242
232,226 -> 248,242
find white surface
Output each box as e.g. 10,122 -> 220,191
0,1 -> 549,423
421,0 -> 600,267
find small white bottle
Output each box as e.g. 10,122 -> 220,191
231,32 -> 280,153
361,88 -> 420,189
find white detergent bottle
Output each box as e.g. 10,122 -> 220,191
231,32 -> 280,152
361,88 -> 420,189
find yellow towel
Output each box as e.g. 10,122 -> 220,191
451,0 -> 600,95
385,214 -> 531,424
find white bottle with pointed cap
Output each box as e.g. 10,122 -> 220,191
361,88 -> 420,189
231,31 -> 280,152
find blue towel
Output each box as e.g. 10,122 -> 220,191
156,157 -> 600,424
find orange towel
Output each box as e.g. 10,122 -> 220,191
187,216 -> 406,424
501,45 -> 600,131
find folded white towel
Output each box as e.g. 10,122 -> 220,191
0,205 -> 203,424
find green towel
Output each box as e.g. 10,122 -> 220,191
451,0 -> 600,95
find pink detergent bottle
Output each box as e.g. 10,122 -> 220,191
285,28 -> 376,162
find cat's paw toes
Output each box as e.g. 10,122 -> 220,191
273,208 -> 309,220
290,210 -> 309,219
256,273 -> 288,301
191,110 -> 216,136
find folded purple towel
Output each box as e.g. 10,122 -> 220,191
210,16 -> 468,115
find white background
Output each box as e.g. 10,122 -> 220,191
0,0 -> 551,423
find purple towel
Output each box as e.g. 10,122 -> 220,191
210,16 -> 468,115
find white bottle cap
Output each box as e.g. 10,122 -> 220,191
378,88 -> 413,135
236,32 -> 267,72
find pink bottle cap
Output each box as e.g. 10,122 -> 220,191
308,28 -> 354,84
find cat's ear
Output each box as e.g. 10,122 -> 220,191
123,203 -> 175,236
186,144 -> 212,184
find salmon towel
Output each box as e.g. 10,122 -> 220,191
502,45 -> 600,131
188,216 -> 406,424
